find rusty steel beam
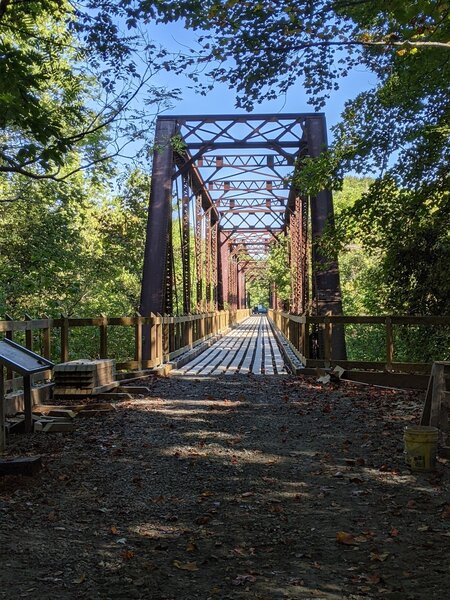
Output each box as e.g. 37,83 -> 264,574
205,209 -> 212,307
305,115 -> 346,359
218,230 -> 230,309
211,222 -> 218,309
141,113 -> 345,360
172,113 -> 321,121
181,175 -> 191,314
195,194 -> 203,308
140,118 -> 177,359
197,154 -> 294,168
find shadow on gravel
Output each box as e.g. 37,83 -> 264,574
1,374 -> 449,599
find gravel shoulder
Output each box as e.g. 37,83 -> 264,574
1,374 -> 449,599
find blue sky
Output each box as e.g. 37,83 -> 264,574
144,21 -> 379,141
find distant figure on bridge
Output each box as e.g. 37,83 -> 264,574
252,305 -> 267,314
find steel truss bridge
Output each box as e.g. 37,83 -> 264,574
140,114 -> 346,360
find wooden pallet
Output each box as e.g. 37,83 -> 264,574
53,359 -> 118,396
420,361 -> 450,455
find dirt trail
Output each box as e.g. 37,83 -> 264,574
0,374 -> 449,599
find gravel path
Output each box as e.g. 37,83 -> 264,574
1,374 -> 449,599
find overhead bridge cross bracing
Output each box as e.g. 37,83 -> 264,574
140,113 -> 346,362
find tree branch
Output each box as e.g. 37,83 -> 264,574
268,39 -> 450,54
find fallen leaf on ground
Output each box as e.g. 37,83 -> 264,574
173,560 -> 199,571
370,551 -> 389,562
336,531 -> 358,545
186,541 -> 197,552
232,574 -> 256,586
440,506 -> 450,519
390,527 -> 400,537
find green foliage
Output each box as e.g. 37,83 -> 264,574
0,1 -> 179,180
330,177 -> 450,315
148,1 -> 449,109
148,1 -> 449,323
267,236 -> 291,306
0,1 -> 107,178
0,168 -> 149,318
331,177 -> 450,361
247,278 -> 269,308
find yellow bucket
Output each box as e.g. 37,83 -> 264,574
404,426 -> 439,471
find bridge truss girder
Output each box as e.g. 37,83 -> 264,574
140,113 -> 346,360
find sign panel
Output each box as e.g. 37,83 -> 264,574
0,339 -> 54,375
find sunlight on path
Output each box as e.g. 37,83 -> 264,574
174,316 -> 287,376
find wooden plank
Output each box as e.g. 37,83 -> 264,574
181,317 -> 251,375
430,363 -> 445,428
420,364 -> 435,425
239,319 -> 259,374
262,319 -> 274,375
210,323 -> 248,375
181,340 -> 224,375
266,319 -> 286,374
226,317 -> 257,375
177,335 -> 224,374
252,318 -> 263,374
220,319 -> 251,375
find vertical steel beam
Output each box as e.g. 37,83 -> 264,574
195,194 -> 203,308
218,230 -> 229,309
211,222 -> 218,309
181,175 -> 191,314
229,255 -> 237,309
305,115 -> 346,359
165,215 -> 174,315
301,195 -> 309,313
205,210 -> 212,308
239,268 -> 246,308
140,118 -> 177,359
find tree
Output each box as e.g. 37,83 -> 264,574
152,1 -> 448,315
0,167 -> 149,317
0,1 -> 179,182
150,1 -> 449,110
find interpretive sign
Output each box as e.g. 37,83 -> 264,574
0,339 -> 54,449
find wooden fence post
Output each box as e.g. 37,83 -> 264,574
42,314 -> 51,360
149,313 -> 157,364
324,316 -> 331,366
0,366 -> 5,453
303,317 -> 310,360
4,314 -> 13,382
161,314 -> 169,362
23,374 -> 33,433
430,363 -> 445,429
134,312 -> 143,370
186,315 -> 193,348
24,313 -> 33,351
385,317 -> 393,371
99,314 -> 108,359
61,314 -> 69,363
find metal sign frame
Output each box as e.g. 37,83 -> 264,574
0,339 -> 54,448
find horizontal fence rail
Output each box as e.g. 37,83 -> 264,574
0,310 -> 251,385
269,310 -> 450,374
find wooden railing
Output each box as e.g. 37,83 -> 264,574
269,310 -> 450,374
0,309 -> 251,376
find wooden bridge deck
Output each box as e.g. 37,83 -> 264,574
173,316 -> 287,376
